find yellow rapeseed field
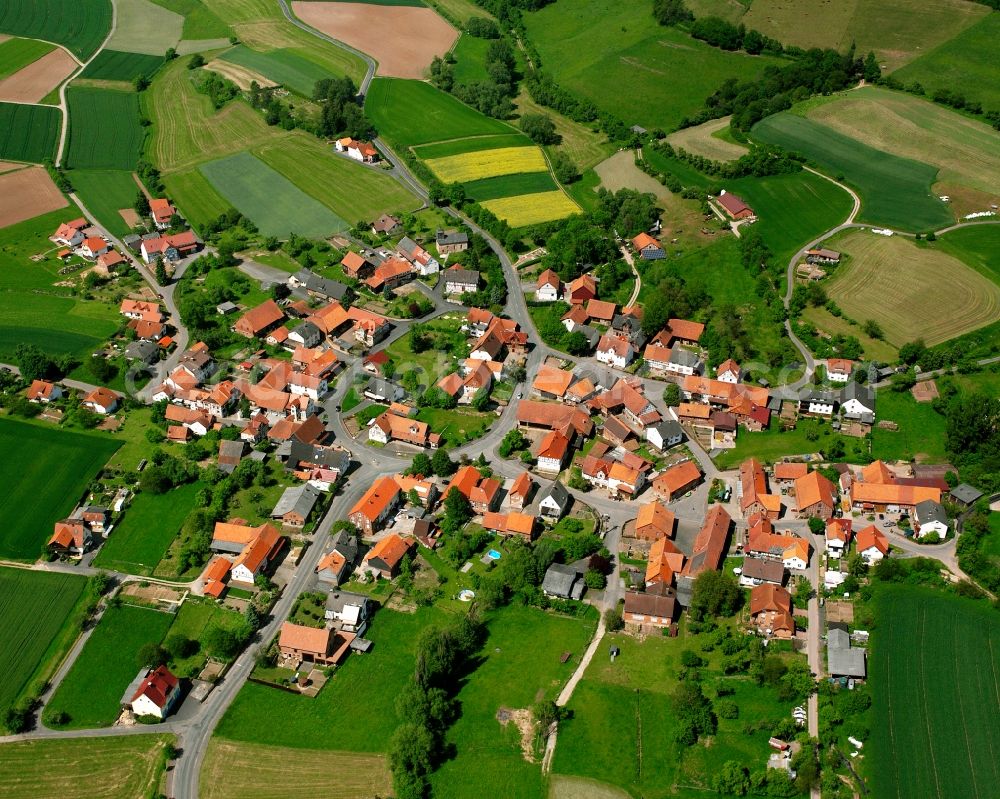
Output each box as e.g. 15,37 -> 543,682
481,190 -> 581,227
425,146 -> 548,183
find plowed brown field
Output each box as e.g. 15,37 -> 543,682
0,47 -> 77,103
0,166 -> 67,229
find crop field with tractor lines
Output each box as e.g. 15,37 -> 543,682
0,0 -> 111,60
65,87 -> 143,170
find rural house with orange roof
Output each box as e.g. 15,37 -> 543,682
361,533 -> 414,579
348,476 -> 402,536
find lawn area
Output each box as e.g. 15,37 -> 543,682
726,170 -> 853,264
892,12 -> 1000,114
215,607 -> 448,750
366,77 -> 514,147
0,102 -> 61,163
415,406 -> 493,447
666,115 -> 748,162
937,223 -> 1000,285
869,585 -> 1000,799
66,87 -> 142,170
69,168 -> 144,238
199,151 -> 347,238
218,44 -> 331,96
163,597 -> 246,677
0,0 -> 112,60
752,113 -> 952,232
983,513 -> 1000,559
0,418 -> 120,560
451,33 -> 489,84
524,0 -> 785,132
0,568 -> 87,723
552,621 -> 799,797
801,305 -> 898,364
45,603 -> 175,729
0,290 -> 119,365
201,740 -> 392,799
870,389 -> 948,463
713,417 -> 859,470
93,482 -> 203,575
799,87 -> 1000,206
0,736 -> 173,799
0,37 -> 55,79
429,604 -> 597,799
822,228 -> 1000,347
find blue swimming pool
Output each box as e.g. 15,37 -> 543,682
488,549 -> 502,560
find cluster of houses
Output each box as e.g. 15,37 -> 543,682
28,377 -> 121,418
797,248 -> 841,281
339,228 -> 471,296
52,217 -> 126,275
334,137 -> 379,163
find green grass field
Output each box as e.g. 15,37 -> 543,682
219,45 -> 331,96
727,169 -> 853,263
107,0 -> 185,56
162,167 -> 230,232
823,228 -> 1000,347
893,13 -> 1000,114
0,736 -> 173,799
937,222 -> 1000,285
799,87 -> 1000,204
80,50 -> 164,81
66,87 -> 142,170
870,586 -> 1000,799
752,113 -> 952,231
69,168 -> 144,238
199,151 -> 347,238
514,88 -> 614,173
216,607 -> 447,749
164,598 -> 245,677
451,33 -> 489,84
463,170 -> 557,202
412,133 -> 529,160
870,389 -> 948,463
0,37 -> 55,79
151,0 -> 231,39
713,417 -> 856,470
0,103 -> 61,163
367,77 -> 514,147
0,419 -> 121,560
45,604 -> 175,729
430,605 -> 595,799
0,0 -> 111,60
0,568 -> 87,721
524,0 -> 785,132
94,482 -> 203,575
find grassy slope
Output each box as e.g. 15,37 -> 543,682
524,0 -> 784,131
69,168 -> 143,238
870,585 -> 1000,799
0,419 -> 121,560
514,88 -> 614,172
0,736 -> 173,799
45,604 -> 175,728
752,113 -> 953,231
892,12 -> 1000,112
0,37 -> 55,79
94,482 -> 203,575
0,568 -> 86,718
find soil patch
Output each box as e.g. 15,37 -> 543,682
0,161 -> 27,174
0,167 -> 68,229
497,706 -> 537,763
204,59 -> 277,91
0,47 -> 78,103
118,207 -> 141,228
292,1 -> 458,79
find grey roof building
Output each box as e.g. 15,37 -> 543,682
827,628 -> 866,678
289,320 -> 322,348
669,346 -> 702,370
436,229 -> 469,248
950,483 -> 983,507
364,377 -> 405,403
573,325 -> 601,348
538,481 -> 569,517
542,563 -> 586,600
124,339 -> 158,364
287,439 -> 349,475
270,483 -> 321,523
291,269 -> 348,301
914,499 -> 948,527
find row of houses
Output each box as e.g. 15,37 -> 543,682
233,297 -> 392,353
340,230 -> 472,294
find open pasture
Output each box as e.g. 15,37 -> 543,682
464,171 -> 557,202
481,190 -> 581,228
823,228 -> 1000,347
0,419 -> 120,560
893,13 -> 1000,113
366,77 -> 513,147
870,586 -> 1000,799
524,0 -> 784,132
802,87 -> 1000,207
200,151 -> 347,238
254,136 -> 420,222
0,37 -> 55,79
201,741 -> 392,799
0,0 -> 110,61
162,167 -> 230,232
219,45 -> 330,96
81,50 -> 164,82
425,145 -> 547,183
514,88 -> 613,172
70,168 -> 146,238
0,47 -> 77,104
292,1 -> 457,79
151,0 -> 232,39
0,736 -> 173,799
0,102 -> 60,163
0,166 -> 67,229
752,112 -> 953,231
45,603 -> 175,729
66,87 -> 142,170
0,568 -> 87,720
107,0 -> 184,56
666,116 -> 747,162
739,0 -> 988,73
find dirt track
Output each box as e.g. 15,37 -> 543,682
0,48 -> 77,104
0,167 -> 69,229
292,1 -> 457,79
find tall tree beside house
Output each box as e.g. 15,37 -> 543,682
134,190 -> 150,217
155,260 -> 168,285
